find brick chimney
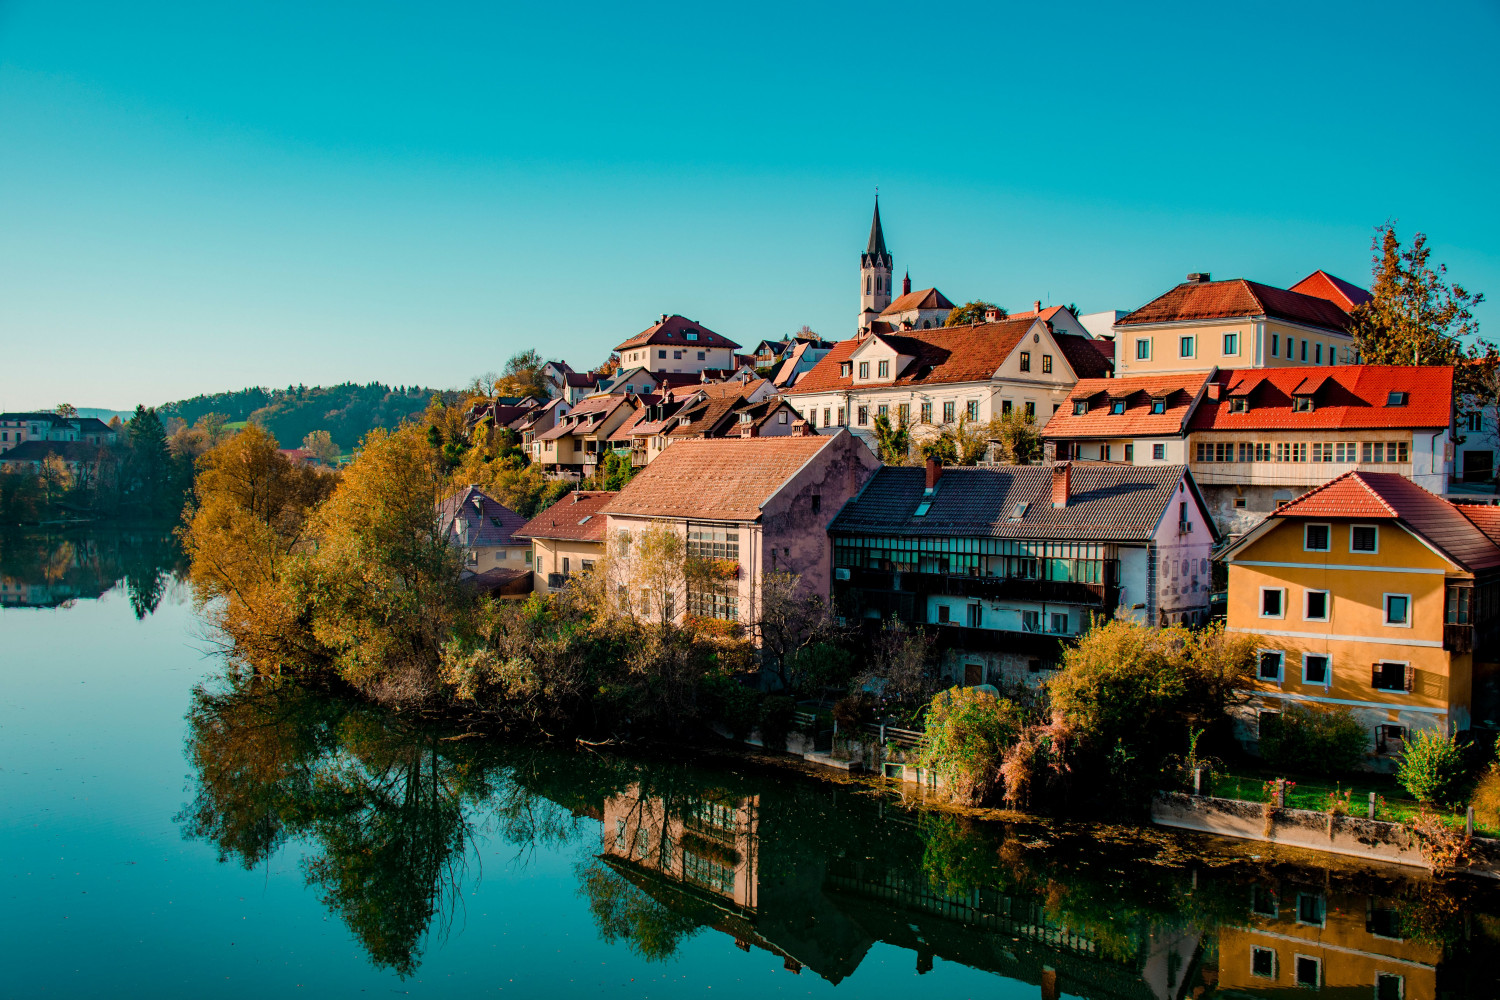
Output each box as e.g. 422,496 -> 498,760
1033,300 -> 1042,312
1051,462 -> 1072,508
983,306 -> 1002,322
925,457 -> 942,490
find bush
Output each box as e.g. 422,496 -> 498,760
832,692 -> 874,731
1259,704 -> 1369,776
1397,729 -> 1469,807
920,688 -> 1028,805
758,695 -> 797,751
1471,769 -> 1500,831
700,673 -> 761,741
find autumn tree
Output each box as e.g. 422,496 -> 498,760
302,429 -> 341,467
630,521 -> 685,630
1351,223 -> 1494,418
872,411 -> 913,464
946,301 -> 1004,326
494,350 -> 552,399
54,403 -> 77,418
197,411 -> 231,447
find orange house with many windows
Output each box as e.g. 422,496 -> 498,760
1222,471 -> 1500,761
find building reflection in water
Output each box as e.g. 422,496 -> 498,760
0,527 -> 184,613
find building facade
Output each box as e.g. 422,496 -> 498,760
615,314 -> 742,376
514,489 -> 615,592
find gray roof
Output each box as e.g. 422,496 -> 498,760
436,485 -> 528,548
829,464 -> 1194,543
0,441 -> 108,463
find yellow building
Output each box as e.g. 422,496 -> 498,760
1114,273 -> 1358,377
1222,471 -> 1500,758
513,489 -> 615,593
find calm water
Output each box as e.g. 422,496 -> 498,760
4,528 -> 1499,999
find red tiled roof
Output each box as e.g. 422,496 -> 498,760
602,435 -> 836,521
879,287 -> 954,316
513,490 -> 617,543
1042,372 -> 1213,440
615,314 -> 741,352
1273,472 -> 1500,571
1290,270 -> 1373,314
1118,278 -> 1353,333
1054,333 -> 1115,380
1457,504 -> 1500,549
786,319 -> 1038,395
1189,366 -> 1452,432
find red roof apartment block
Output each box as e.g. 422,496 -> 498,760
1190,365 -> 1452,433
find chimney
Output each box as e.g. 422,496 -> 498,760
1051,462 -> 1072,508
925,457 -> 942,490
984,306 -> 1001,322
1033,300 -> 1042,313
1186,272 -> 1211,284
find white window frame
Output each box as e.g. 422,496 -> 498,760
1293,954 -> 1322,989
1179,335 -> 1195,358
1303,589 -> 1330,622
1350,523 -> 1380,554
1135,338 -> 1151,360
1256,648 -> 1285,683
1295,893 -> 1326,927
1301,652 -> 1332,687
1223,331 -> 1239,356
1375,972 -> 1405,999
1249,946 -> 1277,980
1303,522 -> 1332,552
1259,587 -> 1287,619
1383,592 -> 1413,628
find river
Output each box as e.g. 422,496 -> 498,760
3,526 -> 1497,998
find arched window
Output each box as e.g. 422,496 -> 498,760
866,277 -> 871,294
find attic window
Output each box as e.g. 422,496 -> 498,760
578,515 -> 592,524
914,501 -> 932,517
840,362 -> 852,377
686,332 -> 699,341
1387,391 -> 1409,407
1013,502 -> 1029,519
1072,400 -> 1088,416
1228,397 -> 1248,413
1151,399 -> 1166,415
1110,400 -> 1126,415
1292,397 -> 1314,413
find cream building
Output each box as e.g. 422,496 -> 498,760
514,490 -> 615,592
615,314 -> 742,376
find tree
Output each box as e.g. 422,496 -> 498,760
985,411 -> 1041,464
1351,223 -> 1495,421
946,301 -> 1003,326
127,405 -> 173,508
494,350 -> 552,399
920,416 -> 991,466
632,522 -> 684,630
871,411 -> 912,464
303,429 -> 341,467
54,403 -> 77,418
920,688 -> 1028,805
196,411 -> 231,446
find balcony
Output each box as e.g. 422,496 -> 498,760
1444,623 -> 1473,653
839,566 -> 1116,608
929,625 -> 1067,656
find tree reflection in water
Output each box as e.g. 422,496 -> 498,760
179,674 -> 1500,994
0,526 -> 185,614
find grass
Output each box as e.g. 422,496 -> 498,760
1210,772 -> 1500,837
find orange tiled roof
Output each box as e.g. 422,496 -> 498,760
1290,270 -> 1373,314
602,435 -> 835,521
1118,278 -> 1353,333
786,319 -> 1037,395
615,314 -> 741,352
513,490 -> 618,543
1189,366 -> 1452,432
1042,373 -> 1213,440
879,287 -> 954,316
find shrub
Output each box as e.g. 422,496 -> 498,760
1259,704 -> 1369,776
1397,729 -> 1469,807
832,692 -> 874,731
758,695 -> 797,751
920,688 -> 1028,805
1471,769 -> 1500,831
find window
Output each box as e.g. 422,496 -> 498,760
658,349 -> 667,358
1251,884 -> 1279,917
1228,396 -> 1248,413
823,407 -> 831,426
686,332 -> 698,341
1296,893 -> 1325,926
811,493 -> 821,513
937,605 -> 950,623
1179,336 -> 1195,358
1019,351 -> 1031,372
858,362 -> 870,379
1303,653 -> 1330,686
840,362 -> 851,377
1292,396 -> 1314,412
1110,400 -> 1126,415
1073,400 -> 1088,415
897,403 -> 909,425
1049,612 -> 1069,634
836,407 -> 845,425
1304,590 -> 1329,621
877,404 -> 888,419
1022,610 -> 1041,632
525,549 -> 533,565
1271,332 -> 1279,356
1303,523 -> 1330,551
1223,332 -> 1239,356
1446,583 -> 1471,624
1294,956 -> 1321,989
1102,444 -> 1112,461
857,406 -> 869,426
1387,391 -> 1409,406
1135,339 -> 1151,360
967,400 -> 979,420
1042,354 -> 1053,373
1369,904 -> 1402,939
943,401 -> 955,423
1024,401 -> 1035,418
1234,497 -> 1247,508
1001,400 -> 1012,415
1467,411 -> 1483,432
1375,973 -> 1405,1000
1257,650 -> 1284,682
1250,947 -> 1276,979
1384,593 -> 1411,627
1260,588 -> 1285,618
920,402 -> 932,423
967,604 -> 982,628
1124,444 -> 1134,461
1315,342 -> 1322,364
877,360 -> 889,378
1300,339 -> 1308,362
1351,525 -> 1378,552
1372,661 -> 1410,692
697,351 -> 705,360
778,411 -> 789,424
1151,398 -> 1166,414
1153,443 -> 1165,460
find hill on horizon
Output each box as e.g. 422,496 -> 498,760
158,382 -> 456,450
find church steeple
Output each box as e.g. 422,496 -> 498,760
859,195 -> 893,332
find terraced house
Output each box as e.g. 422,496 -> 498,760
829,460 -> 1218,687
1222,472 -> 1500,762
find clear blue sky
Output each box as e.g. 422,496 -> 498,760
2,1 -> 1496,411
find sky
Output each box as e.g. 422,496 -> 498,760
1,1 -> 1497,412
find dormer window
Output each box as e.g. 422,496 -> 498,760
1228,397 -> 1248,413
686,332 -> 698,341
1151,398 -> 1167,414
1110,400 -> 1126,415
1072,400 -> 1088,416
877,360 -> 889,378
739,412 -> 752,423
1292,397 -> 1314,413
1387,391 -> 1409,407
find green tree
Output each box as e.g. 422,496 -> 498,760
871,411 -> 912,464
495,349 -> 552,399
985,411 -> 1041,464
302,429 -> 341,467
127,405 -> 173,509
920,687 -> 1028,805
1396,729 -> 1469,807
946,301 -> 1004,326
54,402 -> 77,418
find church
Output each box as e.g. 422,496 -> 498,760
857,198 -> 954,335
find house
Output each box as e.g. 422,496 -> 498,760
1079,310 -> 1126,342
601,367 -> 702,397
0,440 -> 110,479
0,412 -> 119,454
465,396 -> 538,435
1003,302 -> 1092,339
829,460 -> 1218,688
534,394 -> 643,477
602,431 -> 880,629
519,397 -> 572,462
513,490 -> 616,592
615,314 -> 742,376
781,317 -> 1113,450
665,388 -> 807,443
1220,471 -> 1499,761
1113,273 -> 1359,377
1042,372 -> 1215,467
436,485 -> 532,585
771,339 -> 834,389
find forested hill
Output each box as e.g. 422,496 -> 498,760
160,383 -> 455,450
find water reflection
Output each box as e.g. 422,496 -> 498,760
0,526 -> 184,614
180,675 -> 1500,996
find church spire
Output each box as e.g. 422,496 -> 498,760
862,196 -> 892,269
858,195 -> 894,332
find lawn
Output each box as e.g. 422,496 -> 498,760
1210,772 -> 1498,836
